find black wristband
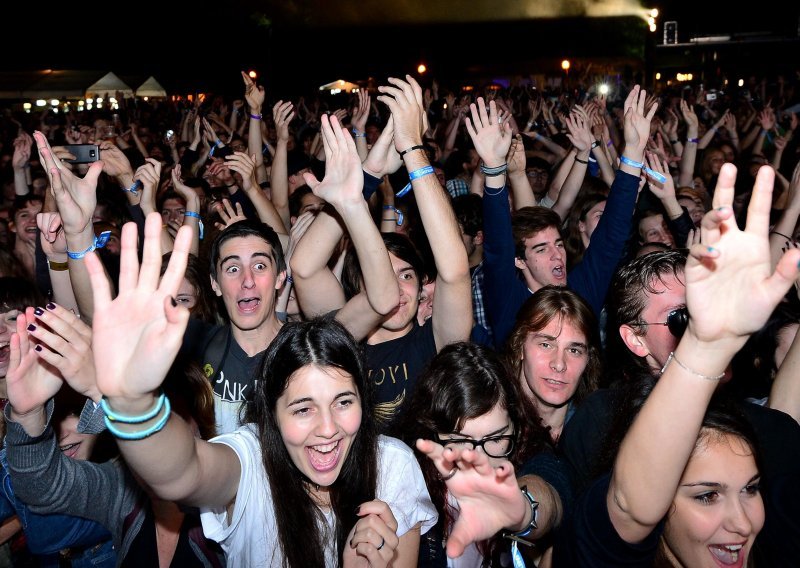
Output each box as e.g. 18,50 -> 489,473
399,145 -> 425,159
575,157 -> 589,164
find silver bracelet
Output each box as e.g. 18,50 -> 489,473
661,352 -> 724,381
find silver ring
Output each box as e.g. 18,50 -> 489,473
442,467 -> 457,480
377,536 -> 385,550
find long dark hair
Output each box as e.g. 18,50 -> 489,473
244,317 -> 378,567
396,342 -> 549,562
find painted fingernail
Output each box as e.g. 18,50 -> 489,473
170,297 -> 178,307
34,345 -> 42,352
34,307 -> 44,316
707,246 -> 716,254
46,303 -> 56,310
27,324 -> 36,332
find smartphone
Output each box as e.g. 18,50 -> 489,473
164,129 -> 175,143
62,144 -> 100,164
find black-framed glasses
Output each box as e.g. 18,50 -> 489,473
436,434 -> 516,458
638,306 -> 689,338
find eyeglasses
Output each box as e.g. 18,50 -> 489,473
638,306 -> 689,338
436,434 -> 515,458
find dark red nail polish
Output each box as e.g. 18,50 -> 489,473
46,302 -> 56,310
34,344 -> 42,352
34,307 -> 44,316
27,324 -> 36,332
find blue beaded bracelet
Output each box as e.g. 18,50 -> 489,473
103,396 -> 171,441
183,211 -> 204,240
67,231 -> 112,260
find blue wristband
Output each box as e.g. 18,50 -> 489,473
121,180 -> 143,196
183,211 -> 204,240
619,155 -> 644,169
100,392 -> 166,424
396,165 -> 435,198
67,231 -> 112,260
103,396 -> 171,440
382,205 -> 404,226
644,167 -> 668,184
352,128 -> 366,138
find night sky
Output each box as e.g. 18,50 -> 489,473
3,0 -> 798,95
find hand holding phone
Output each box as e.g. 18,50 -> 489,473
61,144 -> 100,164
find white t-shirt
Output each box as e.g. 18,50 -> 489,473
200,425 -> 438,566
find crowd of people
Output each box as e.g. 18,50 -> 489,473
0,66 -> 798,567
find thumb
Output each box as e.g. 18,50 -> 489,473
446,525 -> 468,559
84,160 -> 105,185
303,171 -> 321,191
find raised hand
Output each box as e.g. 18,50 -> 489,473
362,116 -> 402,178
377,75 -> 426,152
506,134 -> 527,175
37,212 -> 67,260
86,214 -> 192,404
464,97 -> 512,168
272,101 -> 295,143
565,106 -> 594,152
685,164 -> 800,349
679,99 -> 699,132
343,500 -> 400,568
301,114 -> 363,207
6,309 -> 63,420
214,199 -> 247,230
644,152 -> 676,201
134,158 -> 162,215
26,303 -> 99,402
224,152 -> 258,191
351,89 -> 371,134
758,107 -> 776,131
34,131 -> 103,236
12,131 -> 32,169
171,164 -> 203,204
622,85 -> 658,155
98,141 -> 134,180
416,439 -> 528,559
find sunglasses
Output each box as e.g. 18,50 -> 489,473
638,306 -> 689,338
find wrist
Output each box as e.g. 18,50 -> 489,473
103,393 -> 159,417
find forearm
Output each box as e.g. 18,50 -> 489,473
610,335 -> 736,536
66,228 -> 111,322
552,150 -> 589,220
290,209 -> 344,280
247,109 -> 264,168
243,186 -> 288,236
768,328 -> 800,423
678,133 -> 698,188
335,200 -> 398,315
181,197 -> 201,257
13,168 -> 30,196
516,474 -> 563,539
546,153 -> 574,204
593,144 -> 616,188
697,126 -> 717,150
47,261 -> 80,315
404,152 -> 469,283
508,171 -> 536,209
270,141 -> 291,229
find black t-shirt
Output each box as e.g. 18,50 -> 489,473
559,387 -> 800,564
552,473 -> 661,567
364,319 -> 437,426
183,320 -> 266,434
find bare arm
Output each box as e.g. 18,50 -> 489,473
380,76 -> 472,349
270,101 -> 295,230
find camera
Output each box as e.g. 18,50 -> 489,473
164,130 -> 175,143
62,144 -> 100,164
706,92 -> 717,101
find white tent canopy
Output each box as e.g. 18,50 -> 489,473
85,72 -> 133,99
135,76 -> 167,98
